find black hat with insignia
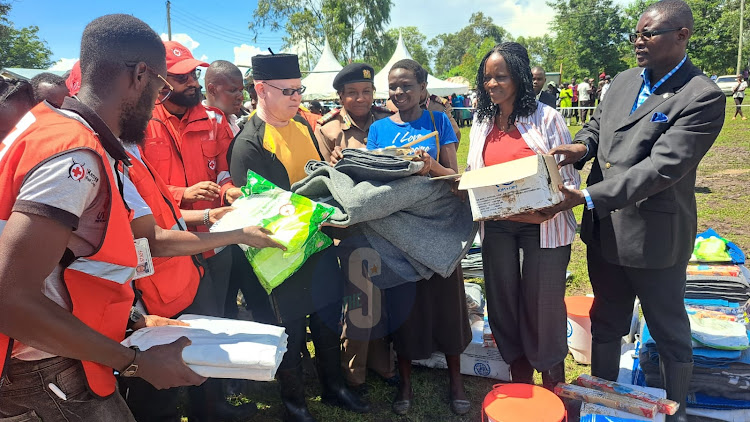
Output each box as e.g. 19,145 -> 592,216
333,63 -> 375,91
252,52 -> 301,80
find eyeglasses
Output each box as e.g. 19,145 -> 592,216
628,27 -> 683,43
168,68 -> 201,85
125,62 -> 173,104
263,81 -> 306,96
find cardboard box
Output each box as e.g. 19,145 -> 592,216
458,155 -> 563,221
413,320 -> 510,381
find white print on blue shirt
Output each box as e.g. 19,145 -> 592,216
388,131 -> 433,154
367,109 -> 458,161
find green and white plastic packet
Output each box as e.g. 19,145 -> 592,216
210,171 -> 335,294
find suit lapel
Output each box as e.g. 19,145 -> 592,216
614,59 -> 695,132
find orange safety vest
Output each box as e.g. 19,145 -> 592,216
0,102 -> 137,398
122,150 -> 202,318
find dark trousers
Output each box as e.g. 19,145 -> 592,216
279,300 -> 343,371
587,246 -> 693,363
482,220 -> 571,371
119,248 -> 235,421
581,99 -> 592,122
199,246 -> 233,317
1,357 -> 135,422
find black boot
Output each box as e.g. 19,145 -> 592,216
510,356 -> 534,384
277,365 -> 317,422
316,345 -> 371,413
541,362 -> 565,391
660,359 -> 692,422
591,339 -> 621,381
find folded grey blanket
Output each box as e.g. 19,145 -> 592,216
293,149 -> 477,285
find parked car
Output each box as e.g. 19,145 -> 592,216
715,75 -> 739,96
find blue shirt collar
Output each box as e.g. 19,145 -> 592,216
632,55 -> 687,113
639,54 -> 688,92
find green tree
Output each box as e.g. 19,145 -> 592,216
0,2 -> 53,68
428,12 -> 513,78
548,0 -> 628,79
248,0 -> 392,69
323,0 -> 392,65
371,27 -> 432,73
688,0 -> 747,74
516,34 -> 558,71
445,37 -> 498,83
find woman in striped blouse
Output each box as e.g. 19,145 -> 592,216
466,42 -> 581,390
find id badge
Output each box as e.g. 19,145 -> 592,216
133,237 -> 155,280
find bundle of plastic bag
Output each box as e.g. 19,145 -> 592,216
211,171 -> 335,293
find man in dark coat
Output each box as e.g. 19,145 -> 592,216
546,1 -> 724,421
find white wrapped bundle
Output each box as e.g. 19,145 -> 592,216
121,314 -> 287,381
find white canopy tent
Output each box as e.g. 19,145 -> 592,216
300,39 -> 343,100
374,34 -> 469,99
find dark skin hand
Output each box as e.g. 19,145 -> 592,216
495,209 -> 555,224
539,184 -> 586,218
131,213 -> 286,258
181,206 -> 235,227
0,212 -> 206,389
548,143 -> 588,167
540,143 -> 588,216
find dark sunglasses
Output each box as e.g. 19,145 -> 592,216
168,68 -> 201,85
125,62 -> 173,104
263,81 -> 306,96
628,27 -> 683,43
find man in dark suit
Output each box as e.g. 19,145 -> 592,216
546,1 -> 724,420
532,66 -> 557,108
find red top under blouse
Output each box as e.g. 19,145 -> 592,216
482,125 -> 536,166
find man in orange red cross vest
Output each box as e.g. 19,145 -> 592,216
0,15 -> 205,422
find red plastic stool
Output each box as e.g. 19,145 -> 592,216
482,383 -> 567,422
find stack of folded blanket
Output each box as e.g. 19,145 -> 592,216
292,149 -> 478,285
686,228 -> 748,302
637,298 -> 750,420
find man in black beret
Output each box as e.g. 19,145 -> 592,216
227,53 -> 370,422
314,62 -> 393,163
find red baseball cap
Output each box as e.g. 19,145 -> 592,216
164,40 -> 208,75
66,60 -> 81,96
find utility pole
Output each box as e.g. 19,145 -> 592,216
738,0 -> 745,74
305,38 -> 311,71
166,1 -> 172,41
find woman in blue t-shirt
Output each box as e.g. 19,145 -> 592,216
367,60 -> 459,179
367,59 -> 471,417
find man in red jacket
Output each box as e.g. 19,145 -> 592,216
140,40 -> 248,420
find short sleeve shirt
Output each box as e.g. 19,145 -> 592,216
12,148 -> 110,360
119,143 -> 153,220
577,82 -> 591,101
366,110 -> 458,161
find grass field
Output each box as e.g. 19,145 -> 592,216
215,99 -> 750,421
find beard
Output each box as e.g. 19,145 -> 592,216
119,87 -> 156,145
168,87 -> 201,108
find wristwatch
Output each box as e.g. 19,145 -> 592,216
120,346 -> 140,377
